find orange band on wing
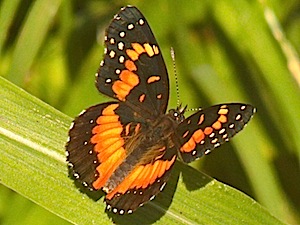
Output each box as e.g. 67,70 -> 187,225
102,104 -> 119,115
93,148 -> 126,189
143,43 -> 154,57
119,70 -> 139,86
125,60 -> 137,71
212,120 -> 222,130
147,75 -> 160,84
112,81 -> 132,101
204,127 -> 213,135
180,136 -> 197,152
111,42 -> 161,101
126,49 -> 139,61
131,43 -> 145,54
94,137 -> 122,154
180,105 -> 231,153
92,122 -> 121,134
126,42 -> 159,62
112,71 -> 139,101
91,104 -> 127,190
95,138 -> 124,159
105,155 -> 176,200
218,114 -> 227,123
96,115 -> 119,124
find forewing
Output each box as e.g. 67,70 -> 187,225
177,104 -> 256,163
96,6 -> 169,118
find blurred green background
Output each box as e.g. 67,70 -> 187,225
0,0 -> 299,224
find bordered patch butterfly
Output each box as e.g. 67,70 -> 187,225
66,5 -> 256,215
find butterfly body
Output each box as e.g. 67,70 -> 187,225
66,6 -> 255,214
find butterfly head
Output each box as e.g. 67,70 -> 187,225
168,104 -> 187,123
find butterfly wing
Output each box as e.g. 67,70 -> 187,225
96,6 -> 169,118
105,147 -> 177,214
177,104 -> 256,163
66,101 -> 177,214
66,102 -> 144,189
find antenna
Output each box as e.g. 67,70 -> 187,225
185,107 -> 202,112
170,47 -> 181,107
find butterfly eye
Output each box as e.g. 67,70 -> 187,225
168,109 -> 185,123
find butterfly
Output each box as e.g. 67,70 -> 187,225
66,5 -> 256,215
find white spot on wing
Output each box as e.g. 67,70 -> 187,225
119,31 -> 126,38
235,114 -> 242,121
204,149 -> 211,154
127,23 -> 134,30
160,182 -> 166,191
139,18 -> 145,25
109,50 -> 116,58
105,78 -> 112,83
110,38 -> 115,44
119,55 -> 125,63
118,41 -> 125,50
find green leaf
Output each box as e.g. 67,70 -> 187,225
0,76 -> 284,224
5,0 -> 62,86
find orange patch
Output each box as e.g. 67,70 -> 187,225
180,137 -> 196,152
101,104 -> 119,115
139,94 -> 146,102
96,139 -> 124,161
126,49 -> 139,61
119,70 -> 139,87
135,165 -> 150,189
96,115 -> 119,124
204,127 -> 213,135
182,130 -> 189,138
131,43 -> 145,54
93,148 -> 126,190
218,114 -> 228,123
106,156 -> 176,199
146,162 -> 161,188
192,129 -> 205,143
112,81 -> 132,101
125,124 -> 131,136
153,45 -> 159,55
197,114 -> 205,125
91,126 -> 122,143
92,122 -> 121,134
212,121 -> 222,130
106,166 -> 143,199
147,75 -> 160,83
143,43 -> 154,57
125,60 -> 137,71
93,137 -> 122,154
218,108 -> 229,115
